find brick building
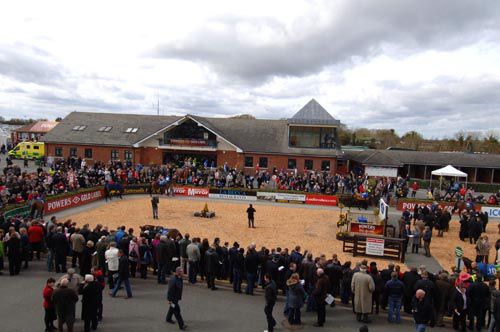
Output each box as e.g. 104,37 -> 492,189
42,99 -> 344,174
12,121 -> 58,145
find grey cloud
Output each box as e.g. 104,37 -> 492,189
0,44 -> 65,86
337,76 -> 500,136
152,1 -> 500,82
33,91 -> 127,112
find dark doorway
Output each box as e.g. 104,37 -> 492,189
162,151 -> 217,168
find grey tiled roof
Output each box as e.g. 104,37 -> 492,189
42,112 -> 181,146
289,99 -> 340,125
190,115 -> 339,157
346,149 -> 500,169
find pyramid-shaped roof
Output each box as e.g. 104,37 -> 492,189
289,99 -> 340,125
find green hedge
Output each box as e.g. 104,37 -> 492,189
412,179 -> 500,193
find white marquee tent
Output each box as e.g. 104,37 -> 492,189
430,165 -> 468,189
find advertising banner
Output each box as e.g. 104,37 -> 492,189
274,192 -> 305,203
45,189 -> 104,213
350,223 -> 384,235
397,200 -> 481,214
366,238 -> 385,256
209,193 -> 257,201
209,189 -> 257,201
481,206 -> 500,219
379,198 -> 389,221
4,205 -> 31,219
173,186 -> 209,197
256,192 -> 276,201
305,194 -> 338,206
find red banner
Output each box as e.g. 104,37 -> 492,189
173,186 -> 209,197
350,223 -> 384,235
397,200 -> 481,214
45,189 -> 104,213
305,194 -> 338,206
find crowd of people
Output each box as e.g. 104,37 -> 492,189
2,208 -> 500,332
3,154 -> 499,215
398,202 -> 492,261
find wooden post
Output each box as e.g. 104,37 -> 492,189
353,237 -> 358,257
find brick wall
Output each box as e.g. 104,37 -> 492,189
237,153 -> 337,174
139,147 -> 163,165
216,150 -> 244,169
45,143 -> 136,165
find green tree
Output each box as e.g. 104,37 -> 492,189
401,130 -> 424,150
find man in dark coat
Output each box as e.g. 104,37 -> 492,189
264,273 -> 277,332
5,229 -> 21,275
111,249 -> 132,298
232,248 -> 245,293
469,217 -> 483,244
156,236 -> 168,284
166,267 -> 186,330
205,246 -> 220,290
380,263 -> 395,309
451,282 -> 468,332
245,246 -> 259,295
52,278 -> 79,332
151,195 -> 159,219
312,268 -> 330,327
81,274 -> 101,332
80,241 -> 95,276
468,274 -> 490,331
412,289 -> 432,331
325,258 -> 343,299
52,226 -> 69,273
435,272 -> 452,327
493,290 -> 500,332
246,204 -> 256,228
403,267 -> 419,314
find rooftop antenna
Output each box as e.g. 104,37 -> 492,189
157,92 -> 160,115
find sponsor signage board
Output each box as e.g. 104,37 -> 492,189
397,200 -> 481,214
4,205 -> 31,219
481,206 -> 500,219
274,193 -> 305,203
209,193 -> 257,201
305,194 -> 338,206
256,192 -> 276,201
379,198 -> 389,221
173,186 -> 209,197
350,223 -> 384,235
366,238 -> 385,256
45,189 -> 104,213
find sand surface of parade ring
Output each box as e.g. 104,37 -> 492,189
63,196 -> 500,269
63,197 -> 369,263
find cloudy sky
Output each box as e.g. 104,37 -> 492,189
1,0 -> 500,138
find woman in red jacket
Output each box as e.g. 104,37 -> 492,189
43,277 -> 56,332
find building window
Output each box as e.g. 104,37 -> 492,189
287,159 -> 297,169
321,160 -> 331,171
125,127 -> 139,133
258,157 -> 268,168
98,126 -> 112,132
305,159 -> 313,170
69,147 -> 77,157
111,150 -> 119,160
337,159 -> 346,168
55,147 -> 63,157
84,148 -> 92,159
289,126 -> 338,149
124,150 -> 133,161
72,125 -> 86,131
244,156 -> 253,167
